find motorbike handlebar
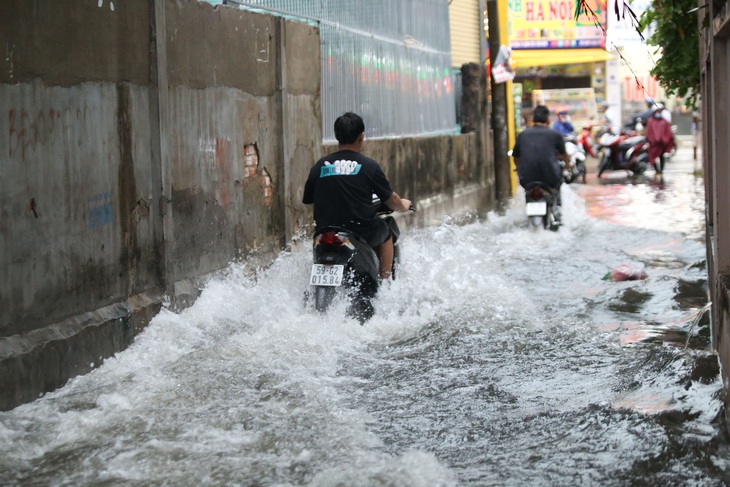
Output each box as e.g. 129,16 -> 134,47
373,194 -> 416,213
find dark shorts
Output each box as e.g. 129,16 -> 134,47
348,218 -> 392,247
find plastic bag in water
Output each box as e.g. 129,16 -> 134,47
602,264 -> 648,282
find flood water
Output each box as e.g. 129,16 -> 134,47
2,142 -> 729,486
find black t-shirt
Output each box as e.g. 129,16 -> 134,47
302,150 -> 394,230
512,126 -> 566,188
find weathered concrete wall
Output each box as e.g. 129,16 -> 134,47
0,1 -> 495,411
1,0 -> 162,409
1,1 -> 159,336
162,2 -> 321,285
699,0 -> 730,433
0,0 -> 322,410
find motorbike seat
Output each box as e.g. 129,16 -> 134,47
618,139 -> 639,150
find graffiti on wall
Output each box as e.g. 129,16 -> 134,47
8,107 -> 87,162
87,191 -> 113,229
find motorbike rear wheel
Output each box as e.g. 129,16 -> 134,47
528,215 -> 543,230
314,286 -> 337,312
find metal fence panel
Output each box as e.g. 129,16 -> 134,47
228,0 -> 457,141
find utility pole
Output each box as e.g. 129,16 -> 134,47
486,0 -> 514,208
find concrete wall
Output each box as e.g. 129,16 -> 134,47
0,1 -> 496,411
1,0 -> 157,336
0,0 -> 322,410
161,2 -> 321,287
699,0 -> 730,433
1,1 -> 165,410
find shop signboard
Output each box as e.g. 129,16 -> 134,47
508,0 -> 607,50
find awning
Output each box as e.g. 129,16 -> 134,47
510,48 -> 614,68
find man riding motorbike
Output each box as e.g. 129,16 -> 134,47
302,112 -> 411,280
552,110 -> 575,136
512,105 -> 570,213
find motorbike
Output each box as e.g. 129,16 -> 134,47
308,196 -> 414,323
524,181 -> 561,232
596,126 -> 650,178
563,133 -> 587,184
624,116 -> 677,164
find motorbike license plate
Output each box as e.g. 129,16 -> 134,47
310,264 -> 344,286
526,201 -> 547,216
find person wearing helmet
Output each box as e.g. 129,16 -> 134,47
645,104 -> 674,175
552,110 -> 575,136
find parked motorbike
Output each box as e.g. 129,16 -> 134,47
308,197 -> 414,323
524,181 -> 561,232
596,127 -> 650,178
563,134 -> 587,184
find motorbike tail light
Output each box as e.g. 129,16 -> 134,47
530,187 -> 544,200
317,232 -> 343,246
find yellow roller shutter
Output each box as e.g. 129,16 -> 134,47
449,0 -> 481,66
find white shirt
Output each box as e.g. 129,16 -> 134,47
602,107 -> 619,130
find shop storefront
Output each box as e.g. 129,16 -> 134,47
507,0 -> 610,127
